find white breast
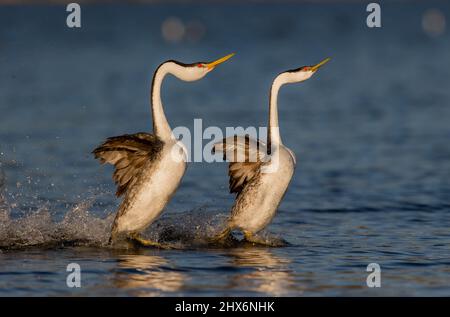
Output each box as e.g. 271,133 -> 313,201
231,145 -> 295,233
115,141 -> 187,233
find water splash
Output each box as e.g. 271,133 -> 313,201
142,207 -> 230,248
0,200 -> 287,250
0,165 -> 285,250
0,203 -> 228,249
141,207 -> 288,248
0,166 -> 5,209
0,199 -> 114,249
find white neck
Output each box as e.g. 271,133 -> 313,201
268,73 -> 288,149
268,70 -> 313,150
151,62 -> 180,140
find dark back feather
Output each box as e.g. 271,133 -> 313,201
92,133 -> 164,197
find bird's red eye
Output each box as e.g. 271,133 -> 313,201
197,63 -> 203,68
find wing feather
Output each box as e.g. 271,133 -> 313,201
92,133 -> 164,197
213,135 -> 268,194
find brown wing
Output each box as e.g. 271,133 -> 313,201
92,132 -> 164,197
213,135 -> 268,194
228,161 -> 262,194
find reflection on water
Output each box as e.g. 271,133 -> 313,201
111,248 -> 297,296
113,253 -> 187,296
225,248 -> 294,296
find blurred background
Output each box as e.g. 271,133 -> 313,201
0,0 -> 449,296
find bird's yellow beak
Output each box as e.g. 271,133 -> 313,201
206,53 -> 235,70
310,57 -> 331,72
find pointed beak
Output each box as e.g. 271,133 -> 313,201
310,57 -> 331,72
206,53 -> 235,70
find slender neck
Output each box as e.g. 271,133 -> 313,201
151,62 -> 176,140
268,74 -> 287,149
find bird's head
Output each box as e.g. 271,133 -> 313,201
282,57 -> 330,84
170,53 -> 235,82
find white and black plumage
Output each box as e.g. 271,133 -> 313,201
93,54 -> 234,247
213,58 -> 330,245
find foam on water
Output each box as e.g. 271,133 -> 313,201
0,199 -> 114,249
0,190 -> 286,250
0,165 -> 285,249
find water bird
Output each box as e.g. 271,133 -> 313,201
93,53 -> 234,247
212,58 -> 330,246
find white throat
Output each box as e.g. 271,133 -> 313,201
151,61 -> 208,140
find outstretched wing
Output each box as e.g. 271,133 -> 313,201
92,132 -> 164,197
213,135 -> 268,194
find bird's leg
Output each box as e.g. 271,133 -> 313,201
208,227 -> 233,245
243,231 -> 260,245
243,231 -> 289,247
129,232 -> 172,249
